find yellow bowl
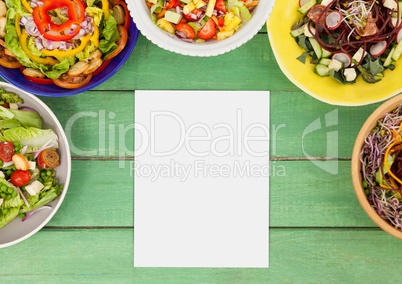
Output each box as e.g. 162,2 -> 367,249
351,94 -> 402,240
267,1 -> 402,106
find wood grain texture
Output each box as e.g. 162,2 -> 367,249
0,23 -> 399,282
2,229 -> 401,283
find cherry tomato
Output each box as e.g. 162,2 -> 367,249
106,25 -> 128,60
0,142 -> 15,162
36,151 -> 46,168
53,73 -> 92,89
10,170 -> 31,187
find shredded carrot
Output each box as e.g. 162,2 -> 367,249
146,2 -> 153,8
211,15 -> 219,26
157,9 -> 166,18
384,141 -> 402,186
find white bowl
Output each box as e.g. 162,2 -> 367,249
127,0 -> 275,56
0,82 -> 71,248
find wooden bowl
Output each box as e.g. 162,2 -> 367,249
352,94 -> 402,240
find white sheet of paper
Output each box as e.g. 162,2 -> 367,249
134,90 -> 270,268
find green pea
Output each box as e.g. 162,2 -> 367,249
2,208 -> 8,214
7,188 -> 13,194
0,185 -> 7,192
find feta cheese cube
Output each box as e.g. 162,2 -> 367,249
384,0 -> 397,10
344,68 -> 357,81
25,181 -> 44,196
321,0 -> 333,6
352,47 -> 366,66
328,59 -> 343,71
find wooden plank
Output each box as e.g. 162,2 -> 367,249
88,34 -> 297,92
1,228 -> 401,282
47,160 -> 374,228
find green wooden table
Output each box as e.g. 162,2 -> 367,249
2,24 -> 402,283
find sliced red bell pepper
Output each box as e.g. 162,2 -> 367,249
166,0 -> 181,9
33,0 -> 86,41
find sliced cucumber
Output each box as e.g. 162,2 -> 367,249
375,72 -> 384,81
319,58 -> 332,65
308,37 -> 322,59
297,0 -> 317,15
321,48 -> 332,58
384,47 -> 395,67
392,40 -> 402,61
314,64 -> 330,77
290,24 -> 307,38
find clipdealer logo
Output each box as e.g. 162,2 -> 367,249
301,109 -> 339,175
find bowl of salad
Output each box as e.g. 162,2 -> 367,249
0,0 -> 139,97
268,0 -> 402,106
352,94 -> 402,240
0,82 -> 71,248
128,0 -> 274,57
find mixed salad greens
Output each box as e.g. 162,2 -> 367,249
360,104 -> 402,230
0,87 -> 63,228
146,0 -> 258,42
0,0 -> 130,89
291,0 -> 402,84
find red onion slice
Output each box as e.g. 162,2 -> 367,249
22,205 -> 52,222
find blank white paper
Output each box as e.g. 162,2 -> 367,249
134,90 -> 269,268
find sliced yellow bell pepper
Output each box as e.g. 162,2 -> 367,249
15,13 -> 21,38
20,30 -> 59,66
101,0 -> 109,20
90,24 -> 99,47
21,0 -> 33,13
41,33 -> 92,58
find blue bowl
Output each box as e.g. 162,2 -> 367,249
0,19 -> 139,97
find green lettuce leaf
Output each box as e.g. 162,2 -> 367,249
2,194 -> 23,209
10,109 -> 42,128
99,16 -> 119,57
86,6 -> 104,26
0,118 -> 21,129
0,127 -> 58,152
21,187 -> 58,213
0,88 -> 24,104
0,106 -> 42,128
0,207 -> 20,228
